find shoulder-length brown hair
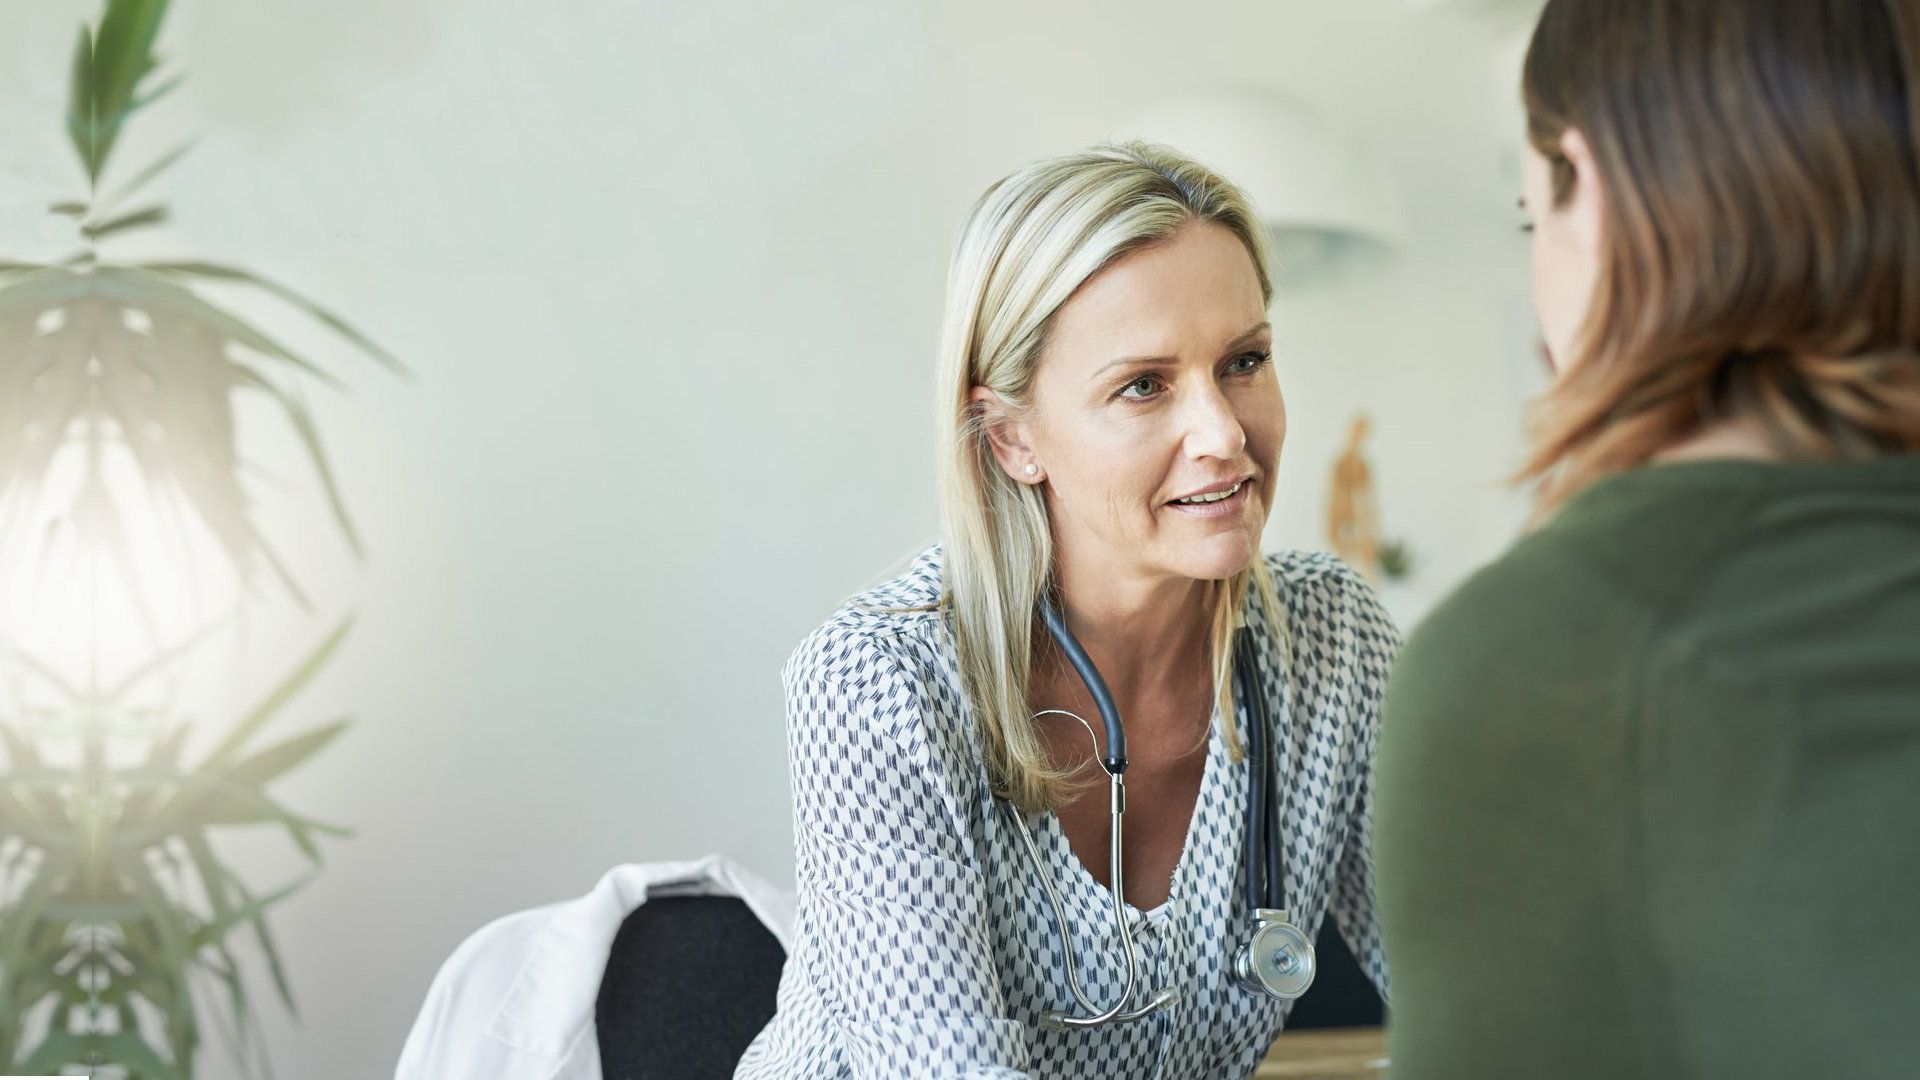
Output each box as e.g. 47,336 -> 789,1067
1518,0 -> 1920,513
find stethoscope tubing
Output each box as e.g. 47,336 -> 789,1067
1016,596 -> 1295,1028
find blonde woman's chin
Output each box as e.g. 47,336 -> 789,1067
1167,532 -> 1265,582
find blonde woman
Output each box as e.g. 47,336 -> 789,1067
1377,0 -> 1920,1077
734,142 -> 1396,1079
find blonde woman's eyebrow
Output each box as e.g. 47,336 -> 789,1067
1088,321 -> 1272,380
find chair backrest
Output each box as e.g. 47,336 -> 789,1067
594,895 -> 787,1080
1283,919 -> 1386,1030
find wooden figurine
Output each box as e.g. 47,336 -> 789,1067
1327,413 -> 1382,581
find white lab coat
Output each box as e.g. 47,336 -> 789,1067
394,854 -> 794,1080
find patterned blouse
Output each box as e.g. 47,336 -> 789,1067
735,544 -> 1398,1079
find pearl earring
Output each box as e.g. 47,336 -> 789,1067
1024,464 -> 1039,477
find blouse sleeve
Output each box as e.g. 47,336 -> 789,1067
1322,561 -> 1401,1002
781,624 -> 1035,1079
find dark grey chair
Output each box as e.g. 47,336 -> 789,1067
1284,919 -> 1386,1030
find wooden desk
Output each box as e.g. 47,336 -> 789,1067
1255,1026 -> 1388,1079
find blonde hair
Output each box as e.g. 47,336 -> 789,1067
870,140 -> 1290,816
1517,0 -> 1920,514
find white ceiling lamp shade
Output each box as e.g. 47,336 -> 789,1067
1121,88 -> 1410,286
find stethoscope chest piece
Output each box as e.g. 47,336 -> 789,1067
1233,909 -> 1316,1000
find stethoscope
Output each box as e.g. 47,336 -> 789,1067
1002,594 -> 1316,1030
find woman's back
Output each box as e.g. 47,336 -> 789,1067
1376,456 -> 1920,1079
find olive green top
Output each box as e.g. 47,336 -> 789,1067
1376,456 -> 1920,1079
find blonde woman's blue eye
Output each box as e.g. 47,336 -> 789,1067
1118,354 -> 1269,400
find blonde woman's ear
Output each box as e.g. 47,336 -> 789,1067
969,385 -> 1041,483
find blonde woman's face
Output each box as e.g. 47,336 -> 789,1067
1015,221 -> 1281,581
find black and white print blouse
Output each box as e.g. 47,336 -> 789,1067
735,544 -> 1398,1080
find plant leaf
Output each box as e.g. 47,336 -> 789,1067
82,202 -> 168,241
102,138 -> 195,209
0,858 -> 67,1010
142,773 -> 348,863
120,858 -> 191,974
0,861 -> 69,1043
222,717 -> 350,790
136,260 -> 412,378
92,265 -> 349,390
91,1 -> 170,117
251,528 -> 317,612
126,69 -> 184,113
65,24 -> 95,180
196,617 -> 351,773
199,865 -> 311,1016
230,364 -> 365,558
118,921 -> 191,1021
96,1030 -> 187,1080
66,0 -> 173,186
16,1029 -> 91,1074
177,830 -> 239,941
42,899 -> 149,921
104,611 -> 235,706
177,833 -> 291,1068
147,721 -> 193,767
0,784 -> 71,842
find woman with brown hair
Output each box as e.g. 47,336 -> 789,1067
1375,1 -> 1920,1077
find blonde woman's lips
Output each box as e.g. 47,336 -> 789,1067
1165,479 -> 1251,518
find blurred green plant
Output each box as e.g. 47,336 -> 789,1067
3,0 -> 407,618
1377,536 -> 1415,582
0,0 -> 407,1075
0,620 -> 354,1078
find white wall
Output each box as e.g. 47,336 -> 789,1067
0,1 -> 1541,1075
